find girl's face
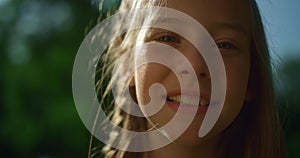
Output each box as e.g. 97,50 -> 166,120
134,0 -> 251,145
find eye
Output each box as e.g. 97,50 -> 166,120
216,42 -> 236,50
154,33 -> 180,44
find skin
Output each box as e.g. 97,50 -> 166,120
133,0 -> 251,157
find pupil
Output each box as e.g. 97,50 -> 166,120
162,36 -> 174,42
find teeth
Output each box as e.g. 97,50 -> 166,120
167,95 -> 209,106
200,100 -> 209,106
175,96 -> 180,102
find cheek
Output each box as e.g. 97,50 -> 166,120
134,64 -> 170,105
212,55 -> 250,134
134,64 -> 176,130
226,56 -> 250,105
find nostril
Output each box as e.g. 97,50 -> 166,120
180,70 -> 189,75
178,69 -> 208,78
199,72 -> 207,77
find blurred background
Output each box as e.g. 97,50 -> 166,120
0,0 -> 299,157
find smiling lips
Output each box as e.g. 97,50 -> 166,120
165,94 -> 210,114
166,95 -> 210,106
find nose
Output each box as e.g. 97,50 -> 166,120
182,43 -> 210,80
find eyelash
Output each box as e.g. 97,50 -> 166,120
216,41 -> 237,50
154,34 -> 180,44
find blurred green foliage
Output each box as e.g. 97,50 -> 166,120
0,0 -> 99,157
0,0 -> 299,157
275,55 -> 300,158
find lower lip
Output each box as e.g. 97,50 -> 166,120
166,101 -> 208,114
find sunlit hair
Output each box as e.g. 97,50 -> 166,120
92,0 -> 285,157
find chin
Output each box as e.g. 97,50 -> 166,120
175,116 -> 223,147
174,118 -> 204,145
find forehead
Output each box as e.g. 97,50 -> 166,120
165,0 -> 251,35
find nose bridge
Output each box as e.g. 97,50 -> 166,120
184,44 -> 210,79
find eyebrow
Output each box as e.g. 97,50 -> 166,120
155,17 -> 182,24
155,17 -> 249,36
212,22 -> 249,37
